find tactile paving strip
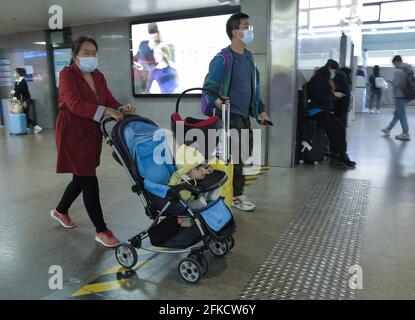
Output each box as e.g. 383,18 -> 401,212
240,177 -> 369,300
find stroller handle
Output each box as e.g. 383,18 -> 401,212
101,117 -> 115,140
101,113 -> 135,140
175,87 -> 226,113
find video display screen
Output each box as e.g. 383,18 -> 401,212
130,13 -> 233,95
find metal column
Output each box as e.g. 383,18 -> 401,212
267,0 -> 299,167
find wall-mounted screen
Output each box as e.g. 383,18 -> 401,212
130,12 -> 234,96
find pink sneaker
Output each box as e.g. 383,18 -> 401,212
95,229 -> 119,248
50,209 -> 77,229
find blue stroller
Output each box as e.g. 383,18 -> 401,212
101,114 -> 236,284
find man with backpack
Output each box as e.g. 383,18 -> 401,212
202,12 -> 271,212
382,55 -> 415,141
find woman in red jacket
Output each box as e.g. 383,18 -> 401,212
50,36 -> 135,248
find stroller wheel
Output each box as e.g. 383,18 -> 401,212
225,235 -> 235,251
188,253 -> 209,276
115,243 -> 138,269
208,239 -> 229,257
178,257 -> 203,284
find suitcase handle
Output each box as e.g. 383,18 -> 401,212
175,87 -> 227,113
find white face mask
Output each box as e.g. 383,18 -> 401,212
78,56 -> 98,73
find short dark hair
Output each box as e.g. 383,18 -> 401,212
70,36 -> 98,65
148,23 -> 159,34
226,12 -> 250,40
392,55 -> 402,63
15,68 -> 26,77
325,59 -> 339,70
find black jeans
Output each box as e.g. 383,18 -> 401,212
56,175 -> 107,233
229,113 -> 253,197
24,100 -> 37,127
333,96 -> 350,128
311,111 -> 347,157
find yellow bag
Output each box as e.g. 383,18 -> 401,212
9,99 -> 24,114
209,157 -> 234,208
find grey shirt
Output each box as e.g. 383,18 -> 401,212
392,63 -> 413,98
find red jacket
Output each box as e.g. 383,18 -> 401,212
55,63 -> 122,176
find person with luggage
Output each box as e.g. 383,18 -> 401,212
306,65 -> 356,169
326,59 -> 351,128
368,65 -> 385,114
51,36 -> 136,248
11,68 -> 42,133
202,12 -> 271,212
381,55 -> 412,141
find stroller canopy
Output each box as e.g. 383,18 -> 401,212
123,119 -> 176,198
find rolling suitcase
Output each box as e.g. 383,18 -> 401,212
8,113 -> 27,135
299,117 -> 326,165
209,100 -> 234,208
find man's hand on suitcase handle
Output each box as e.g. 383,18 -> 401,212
215,96 -> 229,110
258,111 -> 273,126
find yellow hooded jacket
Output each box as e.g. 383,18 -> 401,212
168,145 -> 205,200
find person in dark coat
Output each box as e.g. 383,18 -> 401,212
326,59 -> 351,127
12,67 -> 43,133
51,36 -> 136,248
306,66 -> 356,169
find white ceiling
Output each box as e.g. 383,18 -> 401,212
0,0 -> 239,36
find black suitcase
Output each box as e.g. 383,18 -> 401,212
299,117 -> 327,165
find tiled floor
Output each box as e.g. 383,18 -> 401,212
1,109 -> 415,299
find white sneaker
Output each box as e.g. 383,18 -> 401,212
395,133 -> 410,141
381,128 -> 390,136
369,109 -> 375,114
376,109 -> 381,114
34,125 -> 43,133
232,195 -> 256,212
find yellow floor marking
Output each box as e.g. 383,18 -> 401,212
245,175 -> 259,181
72,279 -> 127,297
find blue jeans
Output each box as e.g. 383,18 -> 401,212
387,98 -> 409,134
369,90 -> 382,110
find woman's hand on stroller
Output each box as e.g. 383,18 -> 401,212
121,104 -> 136,114
104,107 -> 124,122
215,96 -> 229,110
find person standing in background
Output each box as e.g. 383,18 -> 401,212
11,67 -> 42,133
368,65 -> 383,114
382,55 -> 412,141
326,59 -> 351,128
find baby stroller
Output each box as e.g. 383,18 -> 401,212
101,113 -> 236,284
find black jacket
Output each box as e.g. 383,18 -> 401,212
333,69 -> 351,97
14,78 -> 31,101
307,73 -> 336,112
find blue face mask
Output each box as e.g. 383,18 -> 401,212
330,71 -> 336,80
78,56 -> 98,73
240,29 -> 254,45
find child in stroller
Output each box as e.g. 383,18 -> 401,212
169,144 -> 221,210
101,114 -> 236,284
